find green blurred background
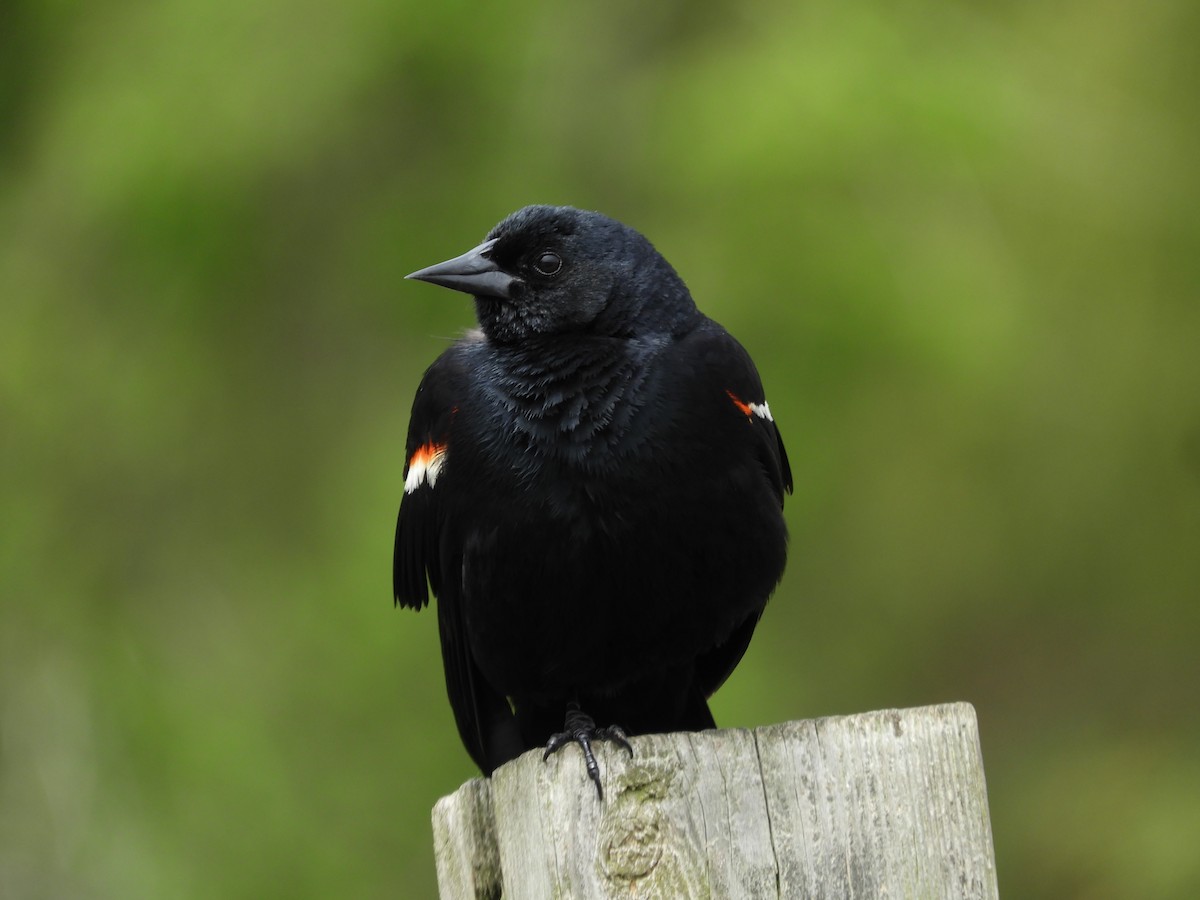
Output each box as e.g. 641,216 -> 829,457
2,1 -> 1198,896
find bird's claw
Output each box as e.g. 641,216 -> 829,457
542,705 -> 633,800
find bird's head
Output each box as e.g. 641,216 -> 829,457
406,206 -> 698,343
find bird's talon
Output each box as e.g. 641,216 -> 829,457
542,710 -> 632,800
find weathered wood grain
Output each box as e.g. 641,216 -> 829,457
432,703 -> 998,899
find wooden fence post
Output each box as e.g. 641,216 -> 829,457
432,702 -> 998,899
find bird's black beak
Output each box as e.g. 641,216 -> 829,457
406,238 -> 517,300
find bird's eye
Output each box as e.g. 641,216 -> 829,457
533,251 -> 562,277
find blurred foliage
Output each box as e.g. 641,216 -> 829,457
2,0 -> 1198,896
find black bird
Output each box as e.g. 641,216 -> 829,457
395,206 -> 791,797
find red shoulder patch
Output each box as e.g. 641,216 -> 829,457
404,442 -> 447,493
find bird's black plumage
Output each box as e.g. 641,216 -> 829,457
395,206 -> 791,795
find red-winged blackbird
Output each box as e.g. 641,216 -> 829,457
395,206 -> 791,797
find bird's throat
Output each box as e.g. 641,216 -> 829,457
486,337 -> 649,451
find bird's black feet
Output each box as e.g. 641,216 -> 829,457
542,701 -> 633,800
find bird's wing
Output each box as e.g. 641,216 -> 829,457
393,355 -> 457,610
671,322 -> 792,697
393,350 -> 518,772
